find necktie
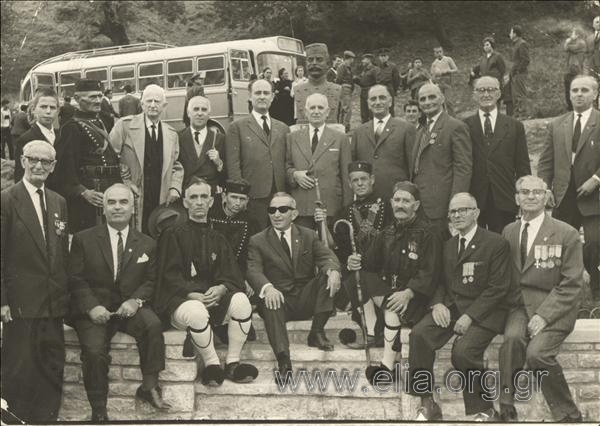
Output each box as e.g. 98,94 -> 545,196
151,124 -> 157,143
458,237 -> 466,258
375,120 -> 384,141
484,112 -> 493,138
194,131 -> 202,156
572,113 -> 582,154
596,31 -> 599,43
261,115 -> 270,136
116,231 -> 124,280
427,118 -> 434,132
311,128 -> 319,153
280,231 -> 291,259
36,188 -> 48,241
520,222 -> 529,268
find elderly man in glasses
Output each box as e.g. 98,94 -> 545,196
246,192 -> 341,384
464,76 -> 531,234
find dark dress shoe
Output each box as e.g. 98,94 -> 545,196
473,408 -> 500,422
91,409 -> 109,422
136,385 -> 172,410
415,398 -> 443,421
500,404 -> 518,422
225,361 -> 259,383
201,364 -> 225,387
365,363 -> 398,385
345,334 -> 385,349
275,357 -> 293,386
307,331 -> 334,351
558,412 -> 583,422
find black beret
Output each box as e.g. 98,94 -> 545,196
224,179 -> 251,195
348,161 -> 373,174
393,181 -> 420,201
74,79 -> 102,92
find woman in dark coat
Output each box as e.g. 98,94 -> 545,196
269,68 -> 294,125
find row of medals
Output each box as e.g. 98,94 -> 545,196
534,244 -> 562,269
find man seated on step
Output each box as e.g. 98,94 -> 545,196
247,192 -> 342,383
157,177 -> 258,386
314,161 -> 394,349
347,181 -> 442,385
407,193 -> 511,422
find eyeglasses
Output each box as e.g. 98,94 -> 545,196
448,207 -> 476,217
474,87 -> 499,94
517,189 -> 546,197
267,206 -> 295,214
24,156 -> 54,167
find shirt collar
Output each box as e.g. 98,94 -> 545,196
251,110 -> 270,126
190,126 -> 207,140
145,116 -> 159,132
23,177 -> 45,196
574,107 -> 593,127
458,224 -> 478,247
36,121 -> 55,138
309,123 -> 326,134
427,110 -> 443,128
107,224 -> 129,241
479,108 -> 497,120
521,211 -> 545,232
373,114 -> 391,130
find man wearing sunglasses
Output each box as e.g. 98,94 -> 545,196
498,175 -> 584,422
1,141 -> 69,423
247,192 -> 341,384
464,76 -> 531,234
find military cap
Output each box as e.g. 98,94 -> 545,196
362,53 -> 375,60
343,50 -> 356,59
224,179 -> 251,195
393,181 -> 420,201
147,202 -> 187,239
378,48 -> 391,55
305,43 -> 330,56
74,79 -> 102,92
348,161 -> 373,174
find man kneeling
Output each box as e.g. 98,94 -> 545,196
158,178 -> 257,386
247,192 -> 342,383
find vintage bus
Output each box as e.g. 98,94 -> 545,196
19,36 -> 305,131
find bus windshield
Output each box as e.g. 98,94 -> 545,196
256,53 -> 303,80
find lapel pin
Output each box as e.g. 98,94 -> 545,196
54,213 -> 59,217
543,237 -> 548,242
128,248 -> 132,252
471,245 -> 476,249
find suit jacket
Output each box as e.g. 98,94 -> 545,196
410,111 -> 472,220
502,214 -> 583,333
69,224 -> 157,316
538,109 -> 600,216
435,227 -> 510,333
585,32 -> 600,75
225,115 -> 289,199
1,182 -> 69,318
352,117 -> 415,199
109,113 -> 184,231
118,94 -> 142,117
246,224 -> 340,294
14,123 -> 61,191
286,126 -> 351,216
177,126 -> 226,191
474,51 -> 507,85
465,112 -> 530,213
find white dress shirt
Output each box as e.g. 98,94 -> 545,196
36,122 -> 56,145
519,212 -> 545,255
458,224 -> 478,252
478,108 -> 498,133
251,110 -> 271,131
373,114 -> 391,133
107,224 -> 129,280
190,126 -> 207,157
427,110 -> 443,132
23,177 -> 47,239
260,227 -> 293,298
145,118 -> 160,138
308,123 -> 325,146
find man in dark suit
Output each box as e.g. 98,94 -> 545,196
69,183 -> 171,421
226,79 -> 289,230
100,88 -> 119,133
286,93 -> 351,229
355,53 -> 381,123
585,17 -> 600,84
509,25 -> 531,119
410,83 -> 472,237
407,193 -> 510,421
352,85 -> 415,200
465,76 -> 531,233
247,192 -> 341,382
538,75 -> 600,299
178,96 -> 225,192
1,141 -> 69,423
499,175 -> 583,422
14,88 -> 61,190
118,84 -> 142,117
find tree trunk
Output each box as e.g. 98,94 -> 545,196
428,2 -> 453,49
98,2 -> 130,45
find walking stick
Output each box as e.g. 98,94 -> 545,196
333,219 -> 371,366
312,174 -> 329,248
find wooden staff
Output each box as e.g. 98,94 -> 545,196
313,175 -> 329,248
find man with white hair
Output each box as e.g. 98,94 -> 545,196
1,140 -> 69,422
177,96 -> 225,192
110,84 -> 183,235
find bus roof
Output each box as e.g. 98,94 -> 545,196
28,36 -> 304,75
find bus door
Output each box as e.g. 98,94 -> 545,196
227,49 -> 253,121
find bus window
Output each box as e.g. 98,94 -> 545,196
111,65 -> 135,94
33,74 -> 54,91
22,79 -> 32,102
85,68 -> 108,88
59,71 -> 82,98
229,50 -> 252,81
167,59 -> 192,89
197,56 -> 225,86
139,62 -> 164,90
256,53 -> 300,81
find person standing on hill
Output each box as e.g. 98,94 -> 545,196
377,48 -> 401,116
336,50 -> 356,132
118,85 -> 142,117
355,53 -> 381,123
430,47 -> 458,116
564,27 -> 588,111
509,25 -> 531,119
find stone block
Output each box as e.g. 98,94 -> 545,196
122,367 -> 142,381
578,353 -> 600,368
107,397 -> 137,420
564,370 -> 597,383
109,381 -> 139,397
162,384 -> 196,412
556,353 -> 578,368
111,349 -> 140,365
159,360 -> 197,381
578,384 -> 600,400
581,401 -> 600,422
58,398 -> 90,420
562,343 -> 594,351
109,365 -> 122,380
165,344 -> 189,360
62,383 -> 88,401
65,347 -> 81,363
63,365 -> 81,382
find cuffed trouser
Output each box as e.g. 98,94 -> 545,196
73,307 -> 165,411
408,309 -> 497,415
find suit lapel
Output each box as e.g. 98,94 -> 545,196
161,123 -> 173,182
457,227 -> 482,265
291,225 -> 302,272
45,192 -> 60,268
490,114 -> 508,154
267,227 -> 293,271
367,120 -> 377,147
562,114 -> 574,161
509,223 -> 521,270
130,114 -> 146,171
522,215 -> 555,272
13,182 -> 47,259
96,226 -> 114,278
312,127 -> 334,164
121,229 -> 139,273
246,116 -> 269,147
575,109 -> 599,158
195,130 -> 213,169
375,119 -> 393,150
294,128 -> 313,166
